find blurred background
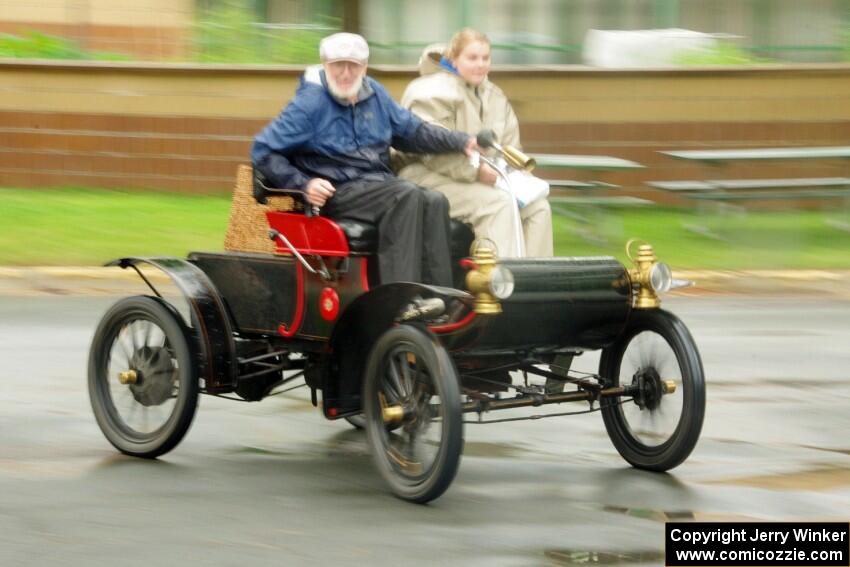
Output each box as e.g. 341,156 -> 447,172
1,6 -> 849,565
3,0 -> 850,64
1,0 -> 849,269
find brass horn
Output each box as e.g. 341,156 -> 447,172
502,145 -> 536,172
476,129 -> 536,172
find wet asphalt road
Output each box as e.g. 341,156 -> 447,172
1,295 -> 849,566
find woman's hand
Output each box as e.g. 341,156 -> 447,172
477,162 -> 499,186
305,178 -> 336,206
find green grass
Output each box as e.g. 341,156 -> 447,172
672,42 -> 770,66
1,187 -> 849,269
0,188 -> 231,265
553,205 -> 850,269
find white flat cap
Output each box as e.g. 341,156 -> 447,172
320,32 -> 369,64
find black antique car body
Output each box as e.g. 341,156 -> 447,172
88,163 -> 706,504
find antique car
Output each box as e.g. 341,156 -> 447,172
88,155 -> 705,504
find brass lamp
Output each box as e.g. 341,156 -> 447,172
626,240 -> 673,309
465,240 -> 514,314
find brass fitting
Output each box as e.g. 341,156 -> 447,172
662,380 -> 677,394
627,240 -> 661,309
503,145 -> 536,172
465,242 -> 502,314
379,392 -> 405,425
382,405 -> 405,424
118,370 -> 138,385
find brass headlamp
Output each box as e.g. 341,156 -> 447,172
626,240 -> 673,309
465,240 -> 514,314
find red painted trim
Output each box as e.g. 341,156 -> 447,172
429,309 -> 476,333
266,211 -> 350,257
359,257 -> 370,292
278,262 -> 305,337
319,286 -> 340,321
459,258 -> 478,271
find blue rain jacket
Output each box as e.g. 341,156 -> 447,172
251,66 -> 468,192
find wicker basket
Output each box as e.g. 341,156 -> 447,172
223,164 -> 298,254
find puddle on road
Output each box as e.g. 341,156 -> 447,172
602,506 -> 762,524
603,506 -> 694,522
706,465 -> 850,491
463,441 -> 534,459
227,428 -> 373,461
544,549 -> 664,565
232,446 -> 299,457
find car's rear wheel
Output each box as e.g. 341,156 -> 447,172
88,296 -> 199,458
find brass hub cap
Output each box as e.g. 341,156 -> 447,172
127,346 -> 176,407
631,367 -> 666,411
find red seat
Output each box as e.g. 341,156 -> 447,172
266,211 -> 351,257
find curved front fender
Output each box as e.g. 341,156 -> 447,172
321,282 -> 472,418
106,257 -> 237,394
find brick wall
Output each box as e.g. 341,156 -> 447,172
1,61 -> 849,204
0,110 -> 261,193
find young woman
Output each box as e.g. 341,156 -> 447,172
398,28 -> 553,257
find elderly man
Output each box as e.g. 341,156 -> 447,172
252,32 -> 476,287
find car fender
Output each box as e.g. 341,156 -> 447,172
323,282 -> 472,417
106,257 -> 237,394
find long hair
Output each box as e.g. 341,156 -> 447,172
446,28 -> 491,61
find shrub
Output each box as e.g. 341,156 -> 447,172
0,30 -> 131,61
193,1 -> 336,64
673,42 -> 769,66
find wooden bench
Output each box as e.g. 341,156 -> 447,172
547,179 -> 651,207
648,177 -> 850,195
532,154 -> 645,171
549,195 -> 653,206
536,155 -> 646,206
531,154 -> 648,244
688,189 -> 850,202
662,147 -> 850,163
650,148 -> 850,235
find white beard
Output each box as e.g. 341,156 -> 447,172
327,75 -> 363,101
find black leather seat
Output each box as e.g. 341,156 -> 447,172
449,219 -> 475,259
335,219 -> 377,253
336,219 -> 474,258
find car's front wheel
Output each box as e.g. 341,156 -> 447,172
600,309 -> 705,471
363,325 -> 463,503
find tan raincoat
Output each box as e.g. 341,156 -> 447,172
397,44 -> 552,257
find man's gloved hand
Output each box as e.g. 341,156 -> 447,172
305,178 -> 336,207
477,161 -> 499,186
463,136 -> 481,157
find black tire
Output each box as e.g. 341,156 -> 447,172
600,309 -> 705,472
344,414 -> 366,430
345,413 -> 402,432
363,325 -> 463,503
88,295 -> 199,458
